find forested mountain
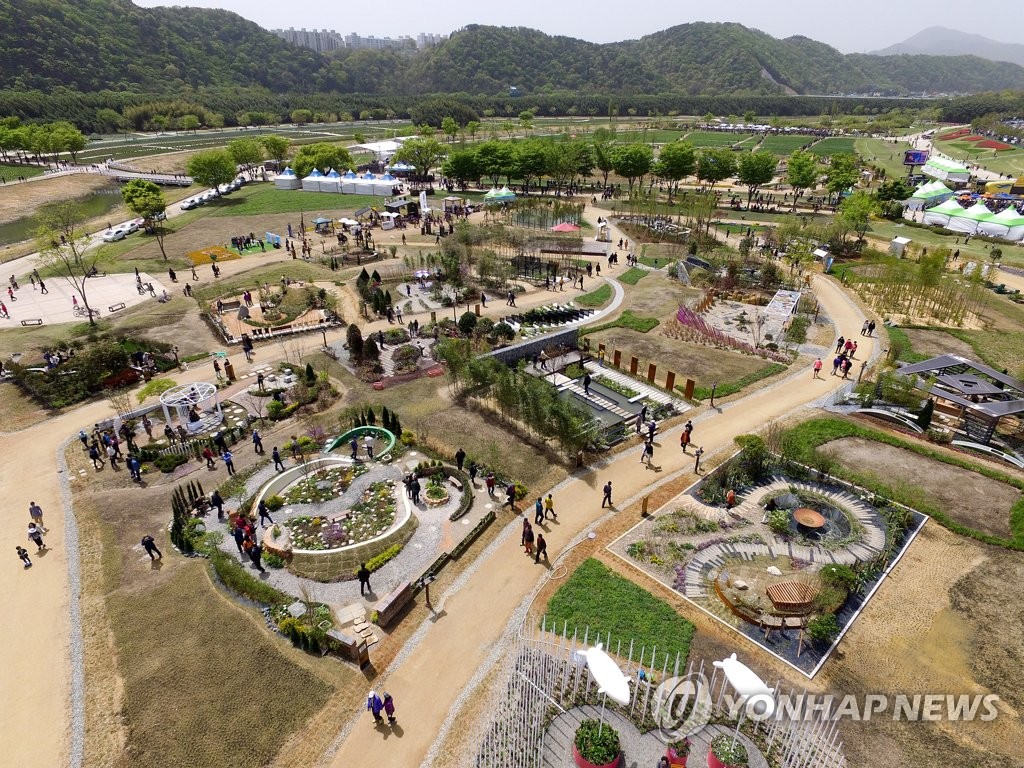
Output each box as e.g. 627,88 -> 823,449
2,2 -> 1024,98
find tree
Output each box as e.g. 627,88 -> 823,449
519,109 -> 534,132
825,152 -> 860,204
291,109 -> 313,125
695,148 -> 737,192
121,180 -> 169,259
736,150 -> 777,208
593,139 -> 615,188
476,140 -> 515,186
441,149 -> 481,189
391,137 -> 446,180
653,140 -> 696,200
34,202 -> 101,326
186,149 -> 236,191
458,311 -> 478,336
514,138 -> 549,192
441,116 -> 458,143
838,191 -> 878,242
95,108 -> 125,134
291,142 -> 353,177
260,134 -> 291,165
346,324 -> 364,362
786,149 -> 820,210
227,137 -> 264,169
466,121 -> 481,140
612,144 -> 653,195
179,114 -> 200,133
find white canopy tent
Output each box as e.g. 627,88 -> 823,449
906,181 -> 954,210
947,202 -> 994,234
922,198 -> 966,227
980,207 -> 1024,241
922,156 -> 971,184
319,168 -> 341,193
302,168 -> 324,192
274,166 -> 301,190
889,236 -> 912,257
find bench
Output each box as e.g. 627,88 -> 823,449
108,302 -> 126,313
448,476 -> 463,492
375,581 -> 413,627
20,318 -> 43,326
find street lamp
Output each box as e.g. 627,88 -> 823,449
710,381 -> 718,408
321,327 -> 328,348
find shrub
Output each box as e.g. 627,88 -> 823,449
819,563 -> 858,591
766,508 -> 790,535
154,453 -> 188,473
265,494 -> 285,511
813,586 -> 847,614
400,429 -> 416,446
458,311 -> 478,336
267,400 -> 285,419
365,543 -> 403,572
263,552 -> 285,569
574,719 -> 621,765
807,613 -> 841,643
208,549 -> 291,606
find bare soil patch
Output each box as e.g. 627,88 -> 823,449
902,328 -> 976,359
0,174 -> 122,224
620,274 -> 700,318
0,381 -> 49,432
589,326 -> 772,386
823,436 -> 1019,537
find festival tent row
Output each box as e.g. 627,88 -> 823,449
296,169 -> 400,196
274,167 -> 301,190
483,186 -> 516,203
922,156 -> 971,184
906,180 -> 953,210
923,198 -> 1024,240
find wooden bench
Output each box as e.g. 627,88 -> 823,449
375,581 -> 412,627
108,302 -> 126,313
20,318 -> 43,326
448,476 -> 463,492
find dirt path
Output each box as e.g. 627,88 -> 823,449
324,274 -> 874,768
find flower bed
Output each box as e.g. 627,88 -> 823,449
283,464 -> 368,504
424,475 -> 450,506
284,481 -> 397,550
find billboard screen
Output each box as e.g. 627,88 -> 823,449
904,149 -> 929,166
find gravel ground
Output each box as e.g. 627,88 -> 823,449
57,437 -> 85,768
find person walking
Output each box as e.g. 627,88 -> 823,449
88,443 -> 104,470
636,405 -> 648,434
349,436 -> 359,460
522,521 -> 535,555
210,490 -> 225,520
468,461 -> 478,485
861,320 -> 869,336
642,438 -> 655,466
582,373 -> 591,397
726,488 -> 737,509
141,415 -> 153,439
251,429 -> 264,455
831,355 -> 843,376
680,428 -> 690,453
232,525 -> 246,555
455,447 -> 466,472
835,335 -> 845,355
544,493 -> 556,521
367,691 -> 384,724
249,542 -> 265,572
850,341 -> 858,359
534,497 -> 545,525
867,320 -> 875,336
28,501 -> 47,532
222,449 -> 235,475
694,446 -> 705,475
485,472 -> 496,496
79,429 -> 89,449
202,446 -> 216,469
535,533 -> 548,564
382,692 -> 396,725
647,418 -> 657,442
16,545 -> 32,568
106,443 -> 119,469
126,455 -> 142,481
364,433 -> 374,461
505,483 -> 517,511
812,358 -> 823,379
410,476 -> 421,505
27,522 -> 45,552
601,481 -> 613,508
272,446 -> 285,471
141,535 -> 162,560
257,499 -> 274,527
357,562 -> 372,596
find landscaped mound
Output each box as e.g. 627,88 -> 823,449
284,481 -> 398,550
283,464 -> 368,504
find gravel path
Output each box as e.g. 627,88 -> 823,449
56,437 -> 85,768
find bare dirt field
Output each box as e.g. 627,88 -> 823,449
588,326 -> 775,388
903,328 -> 976,359
0,174 -> 121,224
0,380 -> 50,431
823,436 -> 1020,537
619,274 -> 701,318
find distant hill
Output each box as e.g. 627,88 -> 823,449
1,3 -> 1023,97
873,27 -> 1024,68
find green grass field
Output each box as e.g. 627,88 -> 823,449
577,284 -> 613,307
759,135 -> 814,155
932,139 -> 1024,178
617,267 -> 648,285
0,163 -> 46,180
684,131 -> 752,149
854,137 -> 912,179
544,558 -> 695,663
210,187 -> 383,217
808,137 -> 856,157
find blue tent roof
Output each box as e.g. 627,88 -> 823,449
305,169 -> 324,178
278,167 -> 296,177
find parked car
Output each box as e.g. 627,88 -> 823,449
102,228 -> 127,242
180,198 -> 198,210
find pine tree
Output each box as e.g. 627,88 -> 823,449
305,362 -> 316,384
357,267 -> 370,284
366,407 -> 376,425
392,413 -> 402,438
381,406 -> 391,432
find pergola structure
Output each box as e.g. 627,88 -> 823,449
896,354 -> 1024,444
159,381 -> 223,434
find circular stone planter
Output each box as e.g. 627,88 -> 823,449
424,487 -> 450,507
573,743 -> 622,768
253,456 -> 417,582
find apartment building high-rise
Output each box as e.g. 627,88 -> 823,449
271,28 -> 447,52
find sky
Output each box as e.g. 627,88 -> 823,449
131,0 -> 1018,52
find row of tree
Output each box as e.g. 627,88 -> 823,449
0,116 -> 86,163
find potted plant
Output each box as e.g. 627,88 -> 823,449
707,734 -> 748,768
666,737 -> 691,766
572,718 -> 622,768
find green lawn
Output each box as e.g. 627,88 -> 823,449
684,131 -> 752,149
210,187 -> 383,217
854,137 -> 911,179
808,137 -> 856,157
583,310 -> 659,334
0,163 -> 46,180
618,267 -> 648,285
932,138 -> 1024,178
577,284 -> 613,307
759,135 -> 814,156
545,559 -> 695,664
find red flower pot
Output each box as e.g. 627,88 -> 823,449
572,742 -> 622,768
665,744 -> 689,766
707,750 -> 742,768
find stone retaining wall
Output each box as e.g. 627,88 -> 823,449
289,512 -> 417,581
